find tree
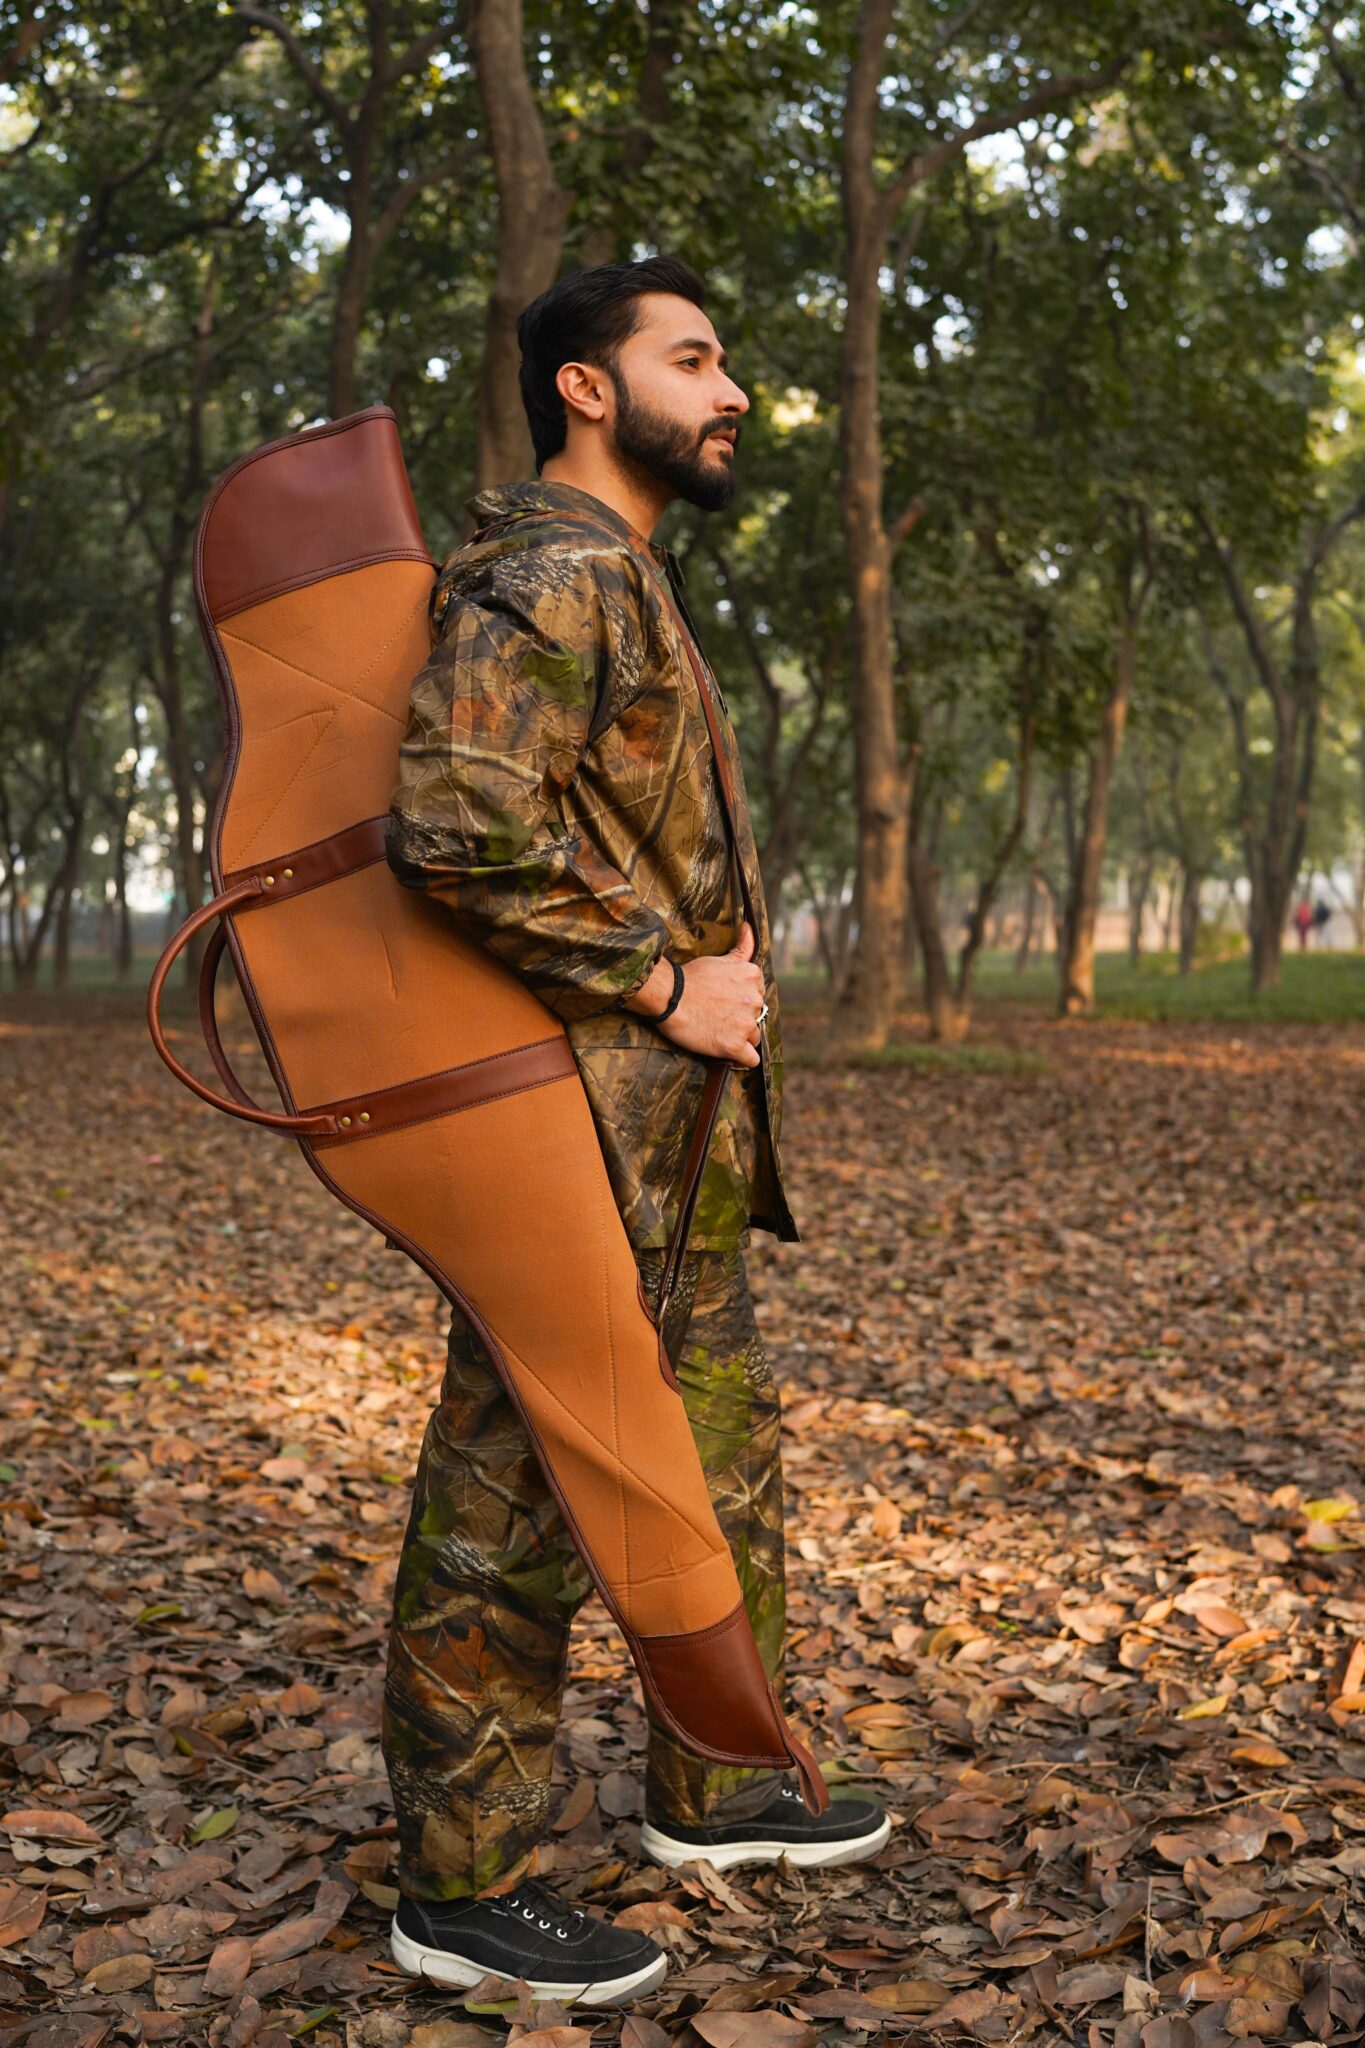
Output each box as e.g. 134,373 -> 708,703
234,1 -> 483,419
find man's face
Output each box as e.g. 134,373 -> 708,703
603,294 -> 749,512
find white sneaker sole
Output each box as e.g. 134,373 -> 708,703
639,1809 -> 892,1871
389,1918 -> 669,2005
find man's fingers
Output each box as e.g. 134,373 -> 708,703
731,919 -> 756,959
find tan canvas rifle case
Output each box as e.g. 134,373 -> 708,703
146,405 -> 827,1815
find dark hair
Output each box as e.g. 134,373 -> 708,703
517,255 -> 708,471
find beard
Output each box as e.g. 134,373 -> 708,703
607,368 -> 739,511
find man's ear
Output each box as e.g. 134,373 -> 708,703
555,359 -> 609,427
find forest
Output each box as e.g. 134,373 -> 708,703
3,0 -> 1364,1041
3,7 -> 1365,2048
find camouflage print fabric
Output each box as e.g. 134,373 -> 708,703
381,1243 -> 788,1901
386,477 -> 799,1254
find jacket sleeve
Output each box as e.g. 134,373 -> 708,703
385,546 -> 670,1022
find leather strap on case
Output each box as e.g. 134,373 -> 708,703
150,819 -> 576,1142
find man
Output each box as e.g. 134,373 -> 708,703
381,255 -> 889,2005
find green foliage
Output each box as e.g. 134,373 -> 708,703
1,0 -> 1362,991
977,947 -> 1365,1022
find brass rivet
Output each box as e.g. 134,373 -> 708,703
359,1112 -> 370,1123
339,1115 -> 352,1127
283,868 -> 293,878
263,875 -> 275,886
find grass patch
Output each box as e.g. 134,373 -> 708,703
971,949 -> 1365,1024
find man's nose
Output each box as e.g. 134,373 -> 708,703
720,377 -> 749,416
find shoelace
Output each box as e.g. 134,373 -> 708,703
499,1883 -> 582,1942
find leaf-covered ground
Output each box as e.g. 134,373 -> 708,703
2,990 -> 1363,2048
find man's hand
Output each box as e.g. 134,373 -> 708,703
633,922 -> 764,1068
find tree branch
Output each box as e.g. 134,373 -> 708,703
881,53 -> 1132,220
1304,487 -> 1365,581
383,14 -> 468,87
888,494 -> 928,554
0,2 -> 51,87
234,4 -> 353,135
1193,505 -> 1287,715
930,0 -> 996,62
372,136 -> 484,251
1279,137 -> 1364,248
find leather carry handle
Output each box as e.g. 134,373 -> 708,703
146,879 -> 342,1136
199,918 -> 254,1107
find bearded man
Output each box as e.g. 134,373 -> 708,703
381,254 -> 889,2005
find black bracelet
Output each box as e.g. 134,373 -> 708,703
654,957 -> 686,1023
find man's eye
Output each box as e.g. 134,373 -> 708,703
679,357 -> 701,368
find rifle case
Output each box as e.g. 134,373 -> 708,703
146,406 -> 827,1816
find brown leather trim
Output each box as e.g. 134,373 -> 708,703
215,547 -> 435,624
767,1679 -> 829,1815
198,407 -> 435,622
655,1059 -> 729,1319
632,1600 -> 809,1772
223,815 -> 388,906
634,1263 -> 683,1393
308,1035 -> 577,1147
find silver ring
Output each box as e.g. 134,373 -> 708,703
756,1001 -> 769,1026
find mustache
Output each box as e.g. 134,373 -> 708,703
702,422 -> 743,447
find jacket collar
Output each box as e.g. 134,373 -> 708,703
463,478 -> 686,585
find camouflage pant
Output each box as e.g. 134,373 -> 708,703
381,1242 -> 790,1902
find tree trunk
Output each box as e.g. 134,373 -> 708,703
1127,859 -> 1154,966
1178,867 -> 1202,974
329,190 -> 373,418
954,696 -> 1033,1015
1016,873 -> 1040,972
470,0 -> 574,490
54,880 -> 74,987
810,900 -> 834,982
909,845 -> 965,1041
1199,499 -> 1365,998
1249,850 -> 1290,992
826,122 -> 911,1056
1060,620 -> 1136,1016
13,877 -> 58,989
797,860 -> 840,986
114,856 -> 133,979
833,872 -> 857,993
152,565 -> 205,930
823,1 -> 1125,1052
574,0 -> 688,267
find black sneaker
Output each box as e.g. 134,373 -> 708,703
640,1780 -> 892,1872
390,1874 -> 668,2005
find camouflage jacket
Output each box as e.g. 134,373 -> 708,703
386,477 -> 800,1255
